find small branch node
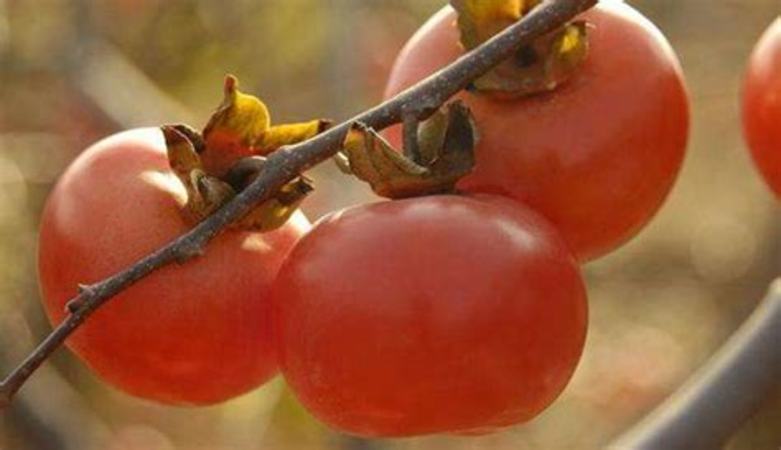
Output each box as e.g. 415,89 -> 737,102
413,96 -> 443,121
175,240 -> 206,263
65,299 -> 82,314
64,284 -> 96,313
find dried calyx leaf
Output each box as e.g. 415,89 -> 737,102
337,101 -> 477,199
452,0 -> 540,48
451,0 -> 589,97
159,75 -> 327,232
163,126 -> 314,231
162,126 -> 235,223
200,74 -> 331,176
224,156 -> 314,232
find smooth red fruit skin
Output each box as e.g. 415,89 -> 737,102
384,2 -> 690,261
743,18 -> 781,198
38,128 -> 310,405
272,195 -> 587,437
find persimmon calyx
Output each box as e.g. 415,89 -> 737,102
224,156 -> 314,232
162,126 -> 235,223
452,0 -> 540,48
200,74 -> 331,176
337,101 -> 477,199
451,0 -> 589,97
161,126 -> 313,231
159,74 -> 326,230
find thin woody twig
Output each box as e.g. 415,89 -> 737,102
0,0 -> 598,408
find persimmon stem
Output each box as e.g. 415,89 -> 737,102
0,0 -> 597,407
402,109 -> 422,162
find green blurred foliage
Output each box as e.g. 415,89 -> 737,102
0,0 -> 779,449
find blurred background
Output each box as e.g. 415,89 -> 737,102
0,0 -> 779,448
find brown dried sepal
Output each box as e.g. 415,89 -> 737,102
157,75 -> 326,231
162,126 -> 313,232
451,0 -> 589,97
162,126 -> 235,223
224,156 -> 314,232
337,101 -> 477,199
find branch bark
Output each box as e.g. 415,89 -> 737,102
0,0 -> 597,408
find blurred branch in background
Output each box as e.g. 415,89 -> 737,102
66,0 -> 194,128
72,40 -> 195,128
612,280 -> 781,449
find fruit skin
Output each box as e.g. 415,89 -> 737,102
743,18 -> 781,198
38,128 -> 310,405
384,2 -> 690,261
272,195 -> 587,437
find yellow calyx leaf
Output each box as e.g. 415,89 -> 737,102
452,0 -> 544,49
557,23 -> 582,54
452,0 -> 522,49
200,74 -> 331,177
450,0 -> 589,97
261,120 -> 331,152
203,74 -> 270,149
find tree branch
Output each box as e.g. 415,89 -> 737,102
0,0 -> 598,408
610,280 -> 781,449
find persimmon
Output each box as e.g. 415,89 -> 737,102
272,195 -> 587,436
38,128 -> 310,405
384,2 -> 690,260
742,18 -> 781,198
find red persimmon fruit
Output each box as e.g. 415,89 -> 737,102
743,18 -> 781,198
384,2 -> 690,261
38,128 -> 310,405
272,195 -> 587,437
